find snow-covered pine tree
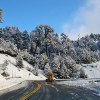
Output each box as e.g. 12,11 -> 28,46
16,53 -> 23,68
44,63 -> 52,76
22,30 -> 30,51
12,28 -> 22,50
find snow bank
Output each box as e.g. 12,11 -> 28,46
57,79 -> 100,89
57,79 -> 90,87
0,78 -> 24,90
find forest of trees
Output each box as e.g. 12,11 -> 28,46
0,25 -> 100,79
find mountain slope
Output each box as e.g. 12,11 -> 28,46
0,53 -> 46,87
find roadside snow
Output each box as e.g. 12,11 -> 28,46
57,79 -> 90,87
87,82 -> 100,96
0,78 -> 24,90
57,79 -> 100,96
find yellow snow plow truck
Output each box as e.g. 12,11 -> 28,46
46,73 -> 54,82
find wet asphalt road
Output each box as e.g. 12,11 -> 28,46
0,81 -> 100,100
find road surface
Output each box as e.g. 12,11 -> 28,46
0,81 -> 100,100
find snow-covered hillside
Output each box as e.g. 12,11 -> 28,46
0,54 -> 46,89
82,62 -> 100,78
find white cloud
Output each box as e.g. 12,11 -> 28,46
62,0 -> 100,40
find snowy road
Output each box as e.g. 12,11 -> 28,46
0,81 -> 100,100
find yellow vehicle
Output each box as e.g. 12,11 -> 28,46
46,73 -> 54,82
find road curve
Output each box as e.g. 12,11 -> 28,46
0,81 -> 100,100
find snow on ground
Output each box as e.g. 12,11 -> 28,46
82,61 -> 100,78
0,54 -> 46,90
0,78 -> 24,90
87,82 -> 100,96
57,79 -> 91,87
0,74 -> 6,81
57,79 -> 100,96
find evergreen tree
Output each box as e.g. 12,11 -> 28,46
12,28 -> 22,49
16,54 -> 23,68
22,30 -> 30,51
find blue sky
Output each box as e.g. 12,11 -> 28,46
0,0 -> 85,32
0,0 -> 100,40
